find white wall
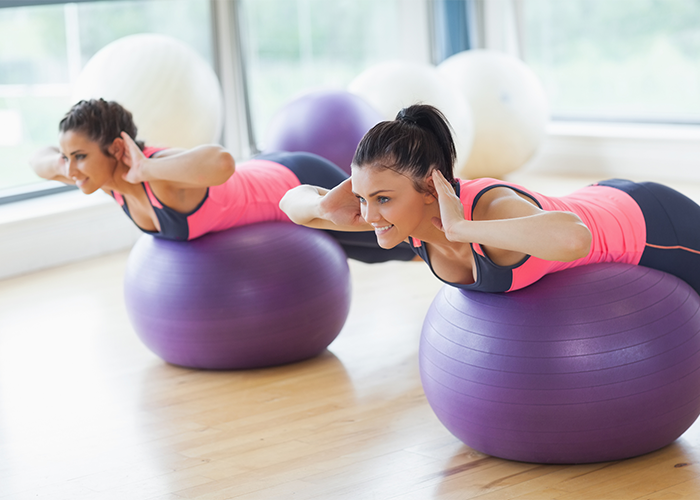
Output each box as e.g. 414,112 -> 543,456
525,122 -> 700,184
0,191 -> 141,280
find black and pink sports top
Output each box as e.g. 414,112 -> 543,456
111,147 -> 301,240
408,178 -> 646,292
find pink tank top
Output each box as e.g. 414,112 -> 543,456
113,153 -> 301,241
187,160 -> 301,239
411,178 -> 647,292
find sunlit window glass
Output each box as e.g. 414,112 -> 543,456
0,0 -> 212,193
239,0 -> 405,149
522,0 -> 700,123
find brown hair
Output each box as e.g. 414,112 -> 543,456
59,98 -> 144,155
352,104 -> 457,192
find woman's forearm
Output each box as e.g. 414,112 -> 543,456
280,185 -> 332,228
29,146 -> 74,184
140,145 -> 235,186
280,183 -> 374,232
445,211 -> 592,262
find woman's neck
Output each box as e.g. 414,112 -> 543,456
410,203 -> 463,251
105,162 -> 138,194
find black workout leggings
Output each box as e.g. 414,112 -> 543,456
599,179 -> 700,294
254,151 -> 415,264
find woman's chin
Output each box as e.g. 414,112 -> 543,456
376,235 -> 403,249
79,183 -> 99,195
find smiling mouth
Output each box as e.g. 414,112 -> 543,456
373,224 -> 393,234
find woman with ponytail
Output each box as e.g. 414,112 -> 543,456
29,98 -> 414,262
281,103 -> 700,294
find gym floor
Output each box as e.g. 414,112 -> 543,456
2,173 -> 700,499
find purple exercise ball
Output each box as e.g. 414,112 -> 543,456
124,222 -> 351,370
263,89 -> 382,174
420,263 -> 700,464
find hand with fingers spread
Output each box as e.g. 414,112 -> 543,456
120,132 -> 150,184
431,169 -> 466,240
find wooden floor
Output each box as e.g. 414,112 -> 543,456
3,177 -> 700,499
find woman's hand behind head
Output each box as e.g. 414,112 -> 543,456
319,178 -> 367,228
120,132 -> 150,184
431,169 -> 465,239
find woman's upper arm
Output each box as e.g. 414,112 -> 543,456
148,148 -> 184,158
141,145 -> 235,189
474,186 -> 591,263
474,187 -> 543,221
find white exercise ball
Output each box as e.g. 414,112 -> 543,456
348,60 -> 474,175
72,34 -> 223,149
438,49 -> 549,179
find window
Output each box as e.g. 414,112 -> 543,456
238,0 -> 428,150
0,0 -> 213,195
521,0 -> 700,123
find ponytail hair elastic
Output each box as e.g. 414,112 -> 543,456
396,108 -> 419,126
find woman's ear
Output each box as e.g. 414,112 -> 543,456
423,175 -> 438,204
108,137 -> 125,161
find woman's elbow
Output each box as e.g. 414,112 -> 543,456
279,185 -> 318,226
563,222 -> 592,261
221,150 -> 235,176
213,149 -> 235,184
279,191 -> 292,216
279,189 -> 302,224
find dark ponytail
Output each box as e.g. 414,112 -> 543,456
59,98 -> 145,156
352,104 -> 457,192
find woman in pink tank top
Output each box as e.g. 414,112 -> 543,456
29,99 -> 415,262
30,98 -> 236,238
281,104 -> 700,294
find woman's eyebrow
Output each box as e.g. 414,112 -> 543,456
353,189 -> 395,197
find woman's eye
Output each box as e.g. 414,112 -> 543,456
378,196 -> 390,204
75,154 -> 86,160
356,195 -> 366,204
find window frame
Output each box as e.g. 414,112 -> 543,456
0,0 -> 102,6
0,182 -> 76,206
0,0 -> 223,203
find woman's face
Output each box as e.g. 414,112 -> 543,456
351,164 -> 435,248
58,130 -> 117,194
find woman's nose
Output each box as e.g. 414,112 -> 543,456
66,159 -> 79,178
362,203 -> 379,223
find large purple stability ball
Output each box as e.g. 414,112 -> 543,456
420,263 -> 700,464
264,89 -> 382,174
124,223 -> 351,370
